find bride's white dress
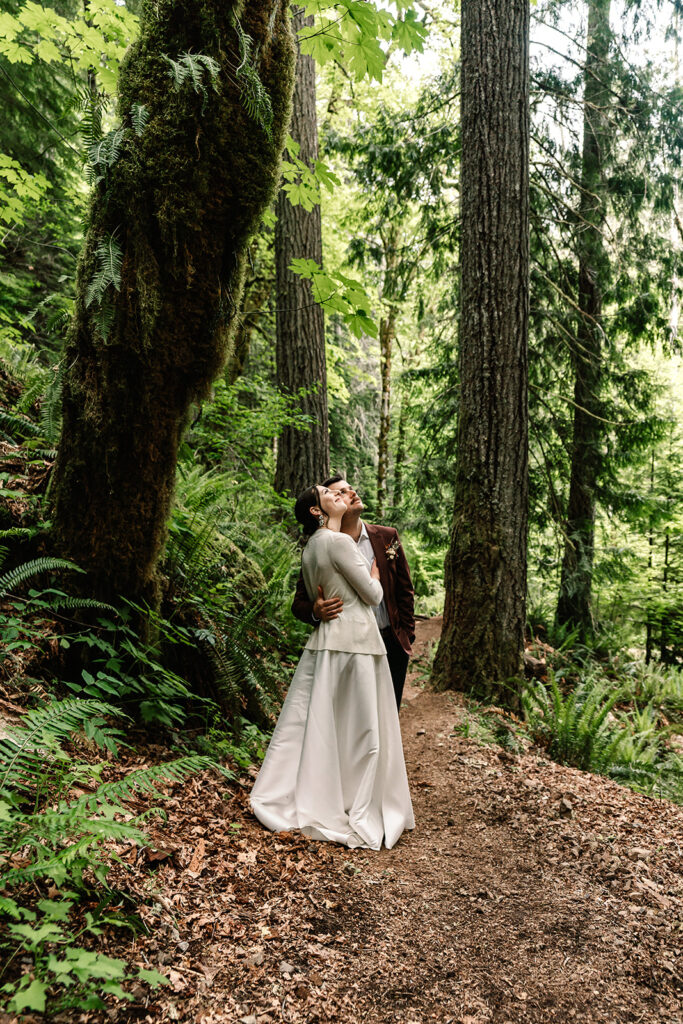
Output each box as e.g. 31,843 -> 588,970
250,529 -> 414,850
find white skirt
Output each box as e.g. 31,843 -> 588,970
250,649 -> 414,850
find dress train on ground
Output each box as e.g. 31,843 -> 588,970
250,648 -> 414,850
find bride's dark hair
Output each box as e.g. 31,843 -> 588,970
294,485 -> 323,537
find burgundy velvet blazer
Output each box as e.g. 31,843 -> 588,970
292,522 -> 416,656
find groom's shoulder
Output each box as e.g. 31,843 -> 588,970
365,521 -> 399,541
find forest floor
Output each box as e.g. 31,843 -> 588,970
30,618 -> 683,1024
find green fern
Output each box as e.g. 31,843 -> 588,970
163,52 -> 220,107
0,557 -> 82,600
92,294 -> 116,341
41,593 -> 117,614
130,102 -> 150,137
86,232 -> 123,309
0,526 -> 40,544
14,367 -> 50,415
87,127 -> 126,184
233,20 -> 273,136
76,81 -> 108,150
522,671 -> 683,801
39,361 -> 64,444
0,698 -> 118,794
12,362 -> 64,444
0,699 -> 222,902
0,409 -> 42,440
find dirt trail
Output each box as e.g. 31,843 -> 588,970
112,618 -> 683,1024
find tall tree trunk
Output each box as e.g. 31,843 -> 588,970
556,0 -> 611,636
432,0 -> 529,706
393,378 -> 406,509
376,307 -> 396,519
377,224 -> 399,518
274,6 -> 329,497
226,272 -> 273,385
52,0 -> 294,605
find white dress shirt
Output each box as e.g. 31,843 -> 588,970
356,521 -> 390,630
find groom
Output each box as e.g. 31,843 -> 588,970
292,475 -> 416,710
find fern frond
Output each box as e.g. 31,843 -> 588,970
0,557 -> 82,600
233,21 -> 273,136
92,295 -> 116,341
0,698 -> 122,793
76,82 -> 109,149
48,595 -> 117,613
130,102 -> 150,137
86,232 -> 123,309
67,755 -> 226,814
0,526 -> 40,544
0,410 -> 42,439
14,368 -> 51,415
163,52 -> 220,101
87,127 -> 126,184
40,361 -> 64,444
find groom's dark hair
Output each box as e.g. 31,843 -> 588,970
322,474 -> 344,487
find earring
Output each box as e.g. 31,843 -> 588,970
318,514 -> 325,526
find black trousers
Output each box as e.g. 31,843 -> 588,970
380,627 -> 410,711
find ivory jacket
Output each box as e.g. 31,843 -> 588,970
300,529 -> 386,656
293,522 -> 416,656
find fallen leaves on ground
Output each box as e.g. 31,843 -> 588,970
7,618 -> 683,1023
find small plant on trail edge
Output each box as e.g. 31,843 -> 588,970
194,714 -> 270,767
0,698 -> 226,1015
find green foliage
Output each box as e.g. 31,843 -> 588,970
281,135 -> 340,211
59,607 -> 201,728
0,0 -> 138,89
163,51 -> 221,105
0,698 -> 218,1015
233,19 -> 274,135
130,102 -> 150,138
196,715 -> 269,767
0,556 -> 80,600
0,154 -> 50,227
289,258 -> 377,338
87,127 -> 126,185
298,0 -> 427,82
522,670 -> 683,801
85,231 -> 123,310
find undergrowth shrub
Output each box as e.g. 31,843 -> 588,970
522,669 -> 683,801
0,698 -> 223,1015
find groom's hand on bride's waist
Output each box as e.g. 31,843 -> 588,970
313,585 -> 343,622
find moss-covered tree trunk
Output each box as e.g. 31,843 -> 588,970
431,0 -> 529,707
555,0 -> 611,637
274,5 -> 329,498
52,0 -> 294,604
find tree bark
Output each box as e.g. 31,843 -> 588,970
556,0 -> 611,636
52,0 -> 294,605
376,308 -> 395,519
274,6 -> 329,497
393,378 -> 407,510
377,224 -> 400,518
431,0 -> 529,706
226,272 -> 273,385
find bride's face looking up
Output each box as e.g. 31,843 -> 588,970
310,487 -> 346,524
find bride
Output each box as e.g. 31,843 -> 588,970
250,484 -> 414,850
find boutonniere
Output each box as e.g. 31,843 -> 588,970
385,538 -> 400,561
